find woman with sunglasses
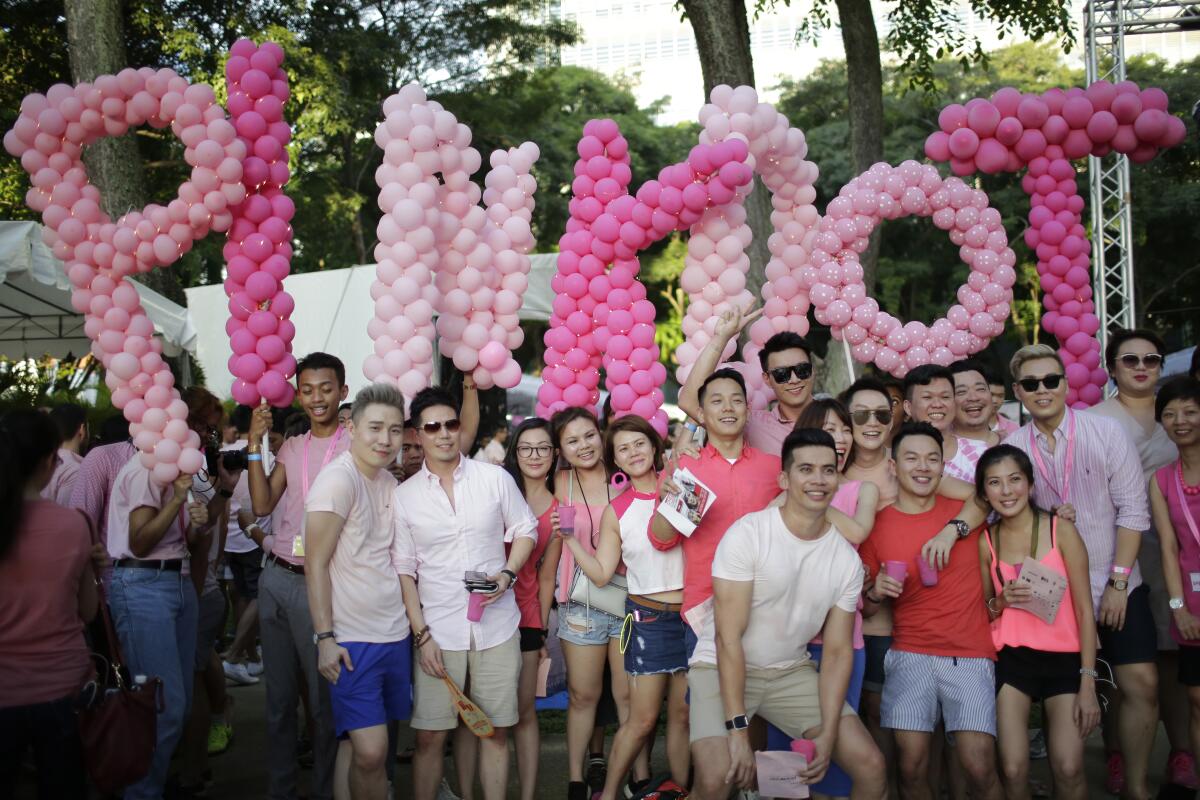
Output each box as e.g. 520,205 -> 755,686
548,407 -> 641,800
558,416 -> 688,799
977,444 -> 1099,800
493,418 -> 562,800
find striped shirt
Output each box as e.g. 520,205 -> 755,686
66,440 -> 137,548
1003,409 -> 1150,613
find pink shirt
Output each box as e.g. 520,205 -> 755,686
1157,464 -> 1200,645
106,458 -> 188,563
993,414 -> 1020,437
944,435 -> 988,483
42,448 -> 83,506
392,457 -> 538,651
306,452 -> 407,643
555,476 -> 626,604
650,442 -> 782,614
746,406 -> 795,458
67,440 -> 137,547
0,501 -> 93,706
271,427 -> 350,565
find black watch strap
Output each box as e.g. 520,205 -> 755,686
950,518 -> 971,538
725,714 -> 750,731
315,631 -> 335,642
500,568 -> 517,584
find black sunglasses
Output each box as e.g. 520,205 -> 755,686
851,408 -> 893,426
1118,353 -> 1163,370
768,362 -> 813,384
1017,374 -> 1064,392
420,419 -> 462,434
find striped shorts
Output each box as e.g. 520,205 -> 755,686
881,650 -> 996,736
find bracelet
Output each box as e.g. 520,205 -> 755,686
1111,565 -> 1131,576
1080,667 -> 1099,679
500,568 -> 517,585
986,596 -> 1002,615
247,453 -> 262,462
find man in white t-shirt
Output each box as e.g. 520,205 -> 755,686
305,384 -> 410,800
687,428 -> 886,800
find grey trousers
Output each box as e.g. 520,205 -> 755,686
259,559 -> 336,800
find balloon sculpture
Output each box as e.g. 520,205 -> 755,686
4,66 -> 248,482
537,119 -> 753,434
223,38 -> 298,407
366,83 -> 538,397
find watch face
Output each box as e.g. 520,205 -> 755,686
1171,599 -> 1186,610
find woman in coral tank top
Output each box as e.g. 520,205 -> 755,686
977,444 -> 1100,800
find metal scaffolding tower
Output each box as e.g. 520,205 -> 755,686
1084,1 -> 1200,357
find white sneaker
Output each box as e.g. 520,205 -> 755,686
435,779 -> 461,800
245,660 -> 264,676
223,660 -> 259,685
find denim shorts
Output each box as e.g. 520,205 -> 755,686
622,597 -> 688,676
557,600 -> 624,647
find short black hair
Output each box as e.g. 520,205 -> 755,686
1105,328 -> 1167,371
698,367 -> 747,404
890,421 -> 944,455
758,332 -> 814,372
1156,377 -> 1200,422
950,359 -> 997,387
97,412 -> 131,445
903,364 -> 955,401
841,376 -> 891,408
409,387 -> 459,426
338,402 -> 352,413
781,427 -> 838,471
975,444 -> 1037,506
231,404 -> 253,434
48,403 -> 87,441
295,352 -> 346,387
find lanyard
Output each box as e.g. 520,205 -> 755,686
1175,463 -> 1200,551
301,425 -> 343,501
1030,410 -> 1075,504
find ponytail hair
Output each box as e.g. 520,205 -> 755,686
0,409 -> 62,561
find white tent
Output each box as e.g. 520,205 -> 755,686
0,221 -> 197,359
187,254 -> 558,398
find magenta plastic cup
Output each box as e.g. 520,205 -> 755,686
883,560 -> 909,583
467,591 -> 485,622
790,739 -> 816,761
917,555 -> 939,587
558,505 -> 576,535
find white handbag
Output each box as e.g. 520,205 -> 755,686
569,568 -> 628,618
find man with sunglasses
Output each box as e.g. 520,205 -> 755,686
393,387 -> 538,800
997,343 -> 1157,800
1090,329 -> 1193,791
677,305 -> 816,454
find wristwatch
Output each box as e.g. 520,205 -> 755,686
948,519 -> 971,539
1170,597 -> 1186,611
500,568 -> 517,586
725,714 -> 750,732
313,631 -> 336,644
1107,577 -> 1129,591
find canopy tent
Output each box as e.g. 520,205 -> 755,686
0,221 -> 197,360
187,253 -> 558,398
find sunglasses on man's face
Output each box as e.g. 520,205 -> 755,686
420,419 -> 462,435
1017,374 -> 1064,392
850,408 -> 893,426
768,362 -> 813,384
1117,353 -> 1163,370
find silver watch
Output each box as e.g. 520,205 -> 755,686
1170,597 -> 1186,611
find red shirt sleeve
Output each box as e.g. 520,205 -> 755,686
859,531 -> 880,579
647,503 -> 680,551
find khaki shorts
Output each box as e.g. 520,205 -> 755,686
688,660 -> 855,742
411,634 -> 521,730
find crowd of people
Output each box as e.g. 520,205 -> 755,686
1,325 -> 1199,800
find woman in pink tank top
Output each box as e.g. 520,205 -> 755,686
977,444 -> 1099,800
1152,378 -> 1200,766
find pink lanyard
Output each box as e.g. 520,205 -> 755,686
301,426 -> 343,500
1029,410 -> 1075,504
1175,463 -> 1200,551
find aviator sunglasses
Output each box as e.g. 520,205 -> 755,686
420,419 -> 462,434
850,408 -> 893,426
768,362 -> 813,383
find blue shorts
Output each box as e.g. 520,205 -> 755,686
328,639 -> 413,737
767,645 -> 866,796
558,600 -> 624,647
622,598 -> 688,676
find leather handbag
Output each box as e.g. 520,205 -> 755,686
75,511 -> 163,794
568,567 -> 629,619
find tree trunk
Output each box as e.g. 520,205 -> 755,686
680,0 -> 771,304
64,0 -> 183,303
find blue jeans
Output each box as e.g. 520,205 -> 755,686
107,567 -> 198,800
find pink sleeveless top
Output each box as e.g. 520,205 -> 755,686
1156,464 -> 1200,645
811,480 -> 865,649
985,515 -> 1081,653
555,474 -> 626,603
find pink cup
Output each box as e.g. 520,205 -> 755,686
790,739 -> 816,761
558,505 -> 576,534
467,591 -> 485,622
883,560 -> 909,583
917,555 -> 939,587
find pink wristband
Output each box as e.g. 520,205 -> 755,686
1111,565 -> 1131,576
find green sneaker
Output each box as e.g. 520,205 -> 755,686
207,721 -> 232,756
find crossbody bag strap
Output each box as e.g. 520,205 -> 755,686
78,510 -> 129,688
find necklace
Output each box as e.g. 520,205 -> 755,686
1180,461 -> 1200,496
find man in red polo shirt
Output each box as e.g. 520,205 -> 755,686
650,368 -> 783,653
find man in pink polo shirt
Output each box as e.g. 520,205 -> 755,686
677,306 -> 815,455
651,368 -> 783,651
